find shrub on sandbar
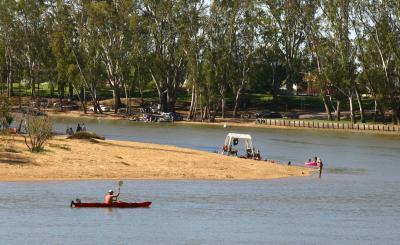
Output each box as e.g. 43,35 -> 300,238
67,131 -> 105,140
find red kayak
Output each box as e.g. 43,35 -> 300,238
70,201 -> 152,208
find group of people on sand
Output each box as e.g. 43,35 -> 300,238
66,123 -> 87,135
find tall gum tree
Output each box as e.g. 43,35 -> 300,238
322,0 -> 358,123
0,0 -> 19,97
180,0 -> 206,121
86,0 -> 136,113
141,0 -> 186,113
17,0 -> 47,98
354,0 -> 400,124
231,1 -> 258,118
264,0 -> 306,95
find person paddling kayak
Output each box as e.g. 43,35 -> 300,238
104,189 -> 120,204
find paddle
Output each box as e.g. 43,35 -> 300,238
117,180 -> 123,196
118,180 -> 123,189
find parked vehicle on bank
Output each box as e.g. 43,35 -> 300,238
254,110 -> 282,119
88,104 -> 110,112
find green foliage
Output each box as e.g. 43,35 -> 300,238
23,115 -> 53,153
0,0 -> 399,123
0,95 -> 13,131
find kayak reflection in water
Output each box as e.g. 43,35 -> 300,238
104,189 -> 120,204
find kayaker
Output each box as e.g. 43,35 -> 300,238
104,189 -> 120,204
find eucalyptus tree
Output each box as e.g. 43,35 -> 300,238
354,0 -> 400,124
68,0 -> 108,113
140,0 -> 187,113
263,0 -> 307,95
355,34 -> 387,122
204,0 -> 240,118
179,0 -> 206,120
49,2 -> 72,100
0,0 -> 19,97
302,1 -> 334,120
257,7 -> 285,101
321,0 -> 358,123
231,1 -> 259,118
16,0 -> 48,98
85,0 -> 137,113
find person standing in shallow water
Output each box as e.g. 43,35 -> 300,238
317,157 -> 323,178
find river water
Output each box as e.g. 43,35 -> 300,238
1,117 -> 399,244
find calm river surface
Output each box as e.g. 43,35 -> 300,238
1,117 -> 399,244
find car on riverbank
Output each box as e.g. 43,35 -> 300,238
254,110 -> 282,119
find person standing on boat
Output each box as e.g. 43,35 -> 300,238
104,189 -> 120,204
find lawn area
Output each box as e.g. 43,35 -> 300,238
10,82 -> 376,117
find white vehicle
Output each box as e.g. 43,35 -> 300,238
221,133 -> 260,159
88,104 -> 110,112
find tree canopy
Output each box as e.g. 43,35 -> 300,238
0,0 -> 399,124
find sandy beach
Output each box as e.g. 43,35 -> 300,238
0,135 -> 313,181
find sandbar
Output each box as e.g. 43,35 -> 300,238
0,135 -> 313,181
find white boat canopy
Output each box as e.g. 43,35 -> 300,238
224,133 -> 254,154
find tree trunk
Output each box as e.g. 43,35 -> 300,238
210,102 -> 219,122
193,96 -> 198,121
139,87 -> 144,106
124,83 -> 129,115
271,61 -> 278,102
30,76 -> 36,98
321,90 -> 332,121
349,95 -> 356,124
157,89 -> 168,113
373,99 -> 378,123
58,81 -> 64,100
6,54 -> 13,97
336,100 -> 341,122
50,80 -> 54,98
188,84 -> 196,120
355,86 -> 365,123
7,72 -> 13,97
392,103 -> 400,125
72,85 -> 87,114
379,103 -> 385,124
68,82 -> 73,101
221,97 -> 225,119
80,87 -> 86,114
167,88 -> 176,112
92,87 -> 102,114
286,73 -> 293,95
113,86 -> 122,113
233,87 -> 243,118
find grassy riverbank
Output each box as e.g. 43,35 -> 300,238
0,135 -> 313,181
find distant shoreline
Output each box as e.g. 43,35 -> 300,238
45,110 -> 400,135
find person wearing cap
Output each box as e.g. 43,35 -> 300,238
104,189 -> 120,204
